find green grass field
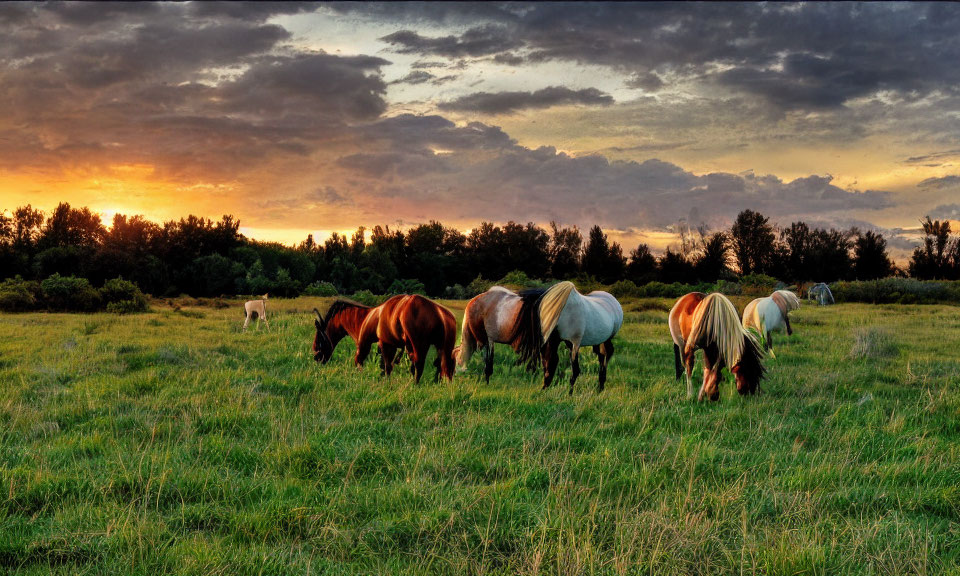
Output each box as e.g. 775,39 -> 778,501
0,297 -> 958,575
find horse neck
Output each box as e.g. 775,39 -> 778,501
330,307 -> 372,344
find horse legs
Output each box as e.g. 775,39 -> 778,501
568,342 -> 581,396
483,343 -> 494,384
433,352 -> 442,383
684,352 -> 696,399
784,315 -> 793,336
409,343 -> 428,384
355,338 -> 375,369
242,314 -> 250,332
594,339 -> 614,393
541,334 -> 561,389
380,344 -> 397,377
697,346 -> 722,402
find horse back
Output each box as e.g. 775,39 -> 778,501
669,292 -> 706,345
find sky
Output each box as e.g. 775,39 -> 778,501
2,2 -> 959,259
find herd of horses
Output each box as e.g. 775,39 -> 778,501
291,282 -> 809,401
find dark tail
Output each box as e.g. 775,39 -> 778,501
511,288 -> 547,370
674,343 -> 683,380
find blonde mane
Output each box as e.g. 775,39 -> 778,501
539,281 -> 577,341
686,293 -> 747,367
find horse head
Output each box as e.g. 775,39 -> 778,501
312,308 -> 333,363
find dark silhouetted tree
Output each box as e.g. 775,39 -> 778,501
730,209 -> 775,275
853,230 -> 893,280
693,232 -> 731,281
626,243 -> 656,284
548,222 -> 581,279
909,216 -> 953,279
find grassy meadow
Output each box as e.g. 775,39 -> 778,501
0,296 -> 958,575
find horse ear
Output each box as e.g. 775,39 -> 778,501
315,318 -> 322,329
313,308 -> 325,327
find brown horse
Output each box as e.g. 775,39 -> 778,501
455,286 -> 541,383
313,295 -> 456,383
668,292 -> 765,401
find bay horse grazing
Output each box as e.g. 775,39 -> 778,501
514,281 -> 623,395
455,286 -> 540,383
243,293 -> 269,331
742,289 -> 801,356
669,292 -> 766,401
313,295 -> 456,383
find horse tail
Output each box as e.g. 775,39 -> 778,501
441,307 -> 457,380
538,281 -> 576,342
674,343 -> 683,380
512,287 -> 547,370
687,293 -> 745,368
456,302 -> 477,369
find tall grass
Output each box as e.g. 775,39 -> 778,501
0,299 -> 958,574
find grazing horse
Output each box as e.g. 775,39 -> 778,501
514,281 -> 623,394
669,292 -> 766,401
742,289 -> 801,355
455,286 -> 540,383
808,283 -> 834,306
243,293 -> 269,331
313,295 -> 456,383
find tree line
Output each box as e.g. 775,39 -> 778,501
0,202 -> 954,298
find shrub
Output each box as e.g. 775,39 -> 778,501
466,275 -> 493,297
349,290 -> 384,306
99,277 -> 149,313
443,284 -> 467,300
832,278 -> 960,304
609,280 -> 641,298
41,274 -> 101,312
739,273 -> 779,296
0,276 -> 42,312
387,278 -> 427,296
496,270 -> 547,290
303,281 -> 338,297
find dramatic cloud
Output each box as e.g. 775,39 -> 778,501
0,2 -> 953,253
439,87 -> 614,114
380,25 -> 521,58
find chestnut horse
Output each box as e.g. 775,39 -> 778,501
313,295 -> 456,383
668,292 -> 766,401
455,286 -> 540,383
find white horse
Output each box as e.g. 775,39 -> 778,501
515,281 -> 624,394
808,283 -> 834,306
742,289 -> 800,356
455,286 -> 537,383
243,293 -> 269,331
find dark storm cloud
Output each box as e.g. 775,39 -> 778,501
392,71 -> 436,85
0,4 -> 388,180
380,25 -> 521,58
370,3 -> 960,112
331,114 -> 891,229
439,87 -> 614,114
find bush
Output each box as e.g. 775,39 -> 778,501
99,277 -> 149,313
739,273 -> 779,296
0,276 -> 42,312
495,270 -> 547,290
466,275 -> 492,297
303,281 -> 338,297
609,280 -> 641,298
41,274 -> 101,312
832,278 -> 960,304
443,284 -> 468,300
387,278 -> 427,296
349,290 -> 384,307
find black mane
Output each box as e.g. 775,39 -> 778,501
323,299 -> 370,324
737,333 -> 767,394
511,287 -> 547,369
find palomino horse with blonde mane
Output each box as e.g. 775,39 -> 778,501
313,295 -> 457,383
669,292 -> 766,401
514,281 -> 623,394
742,289 -> 801,356
455,286 -> 540,382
